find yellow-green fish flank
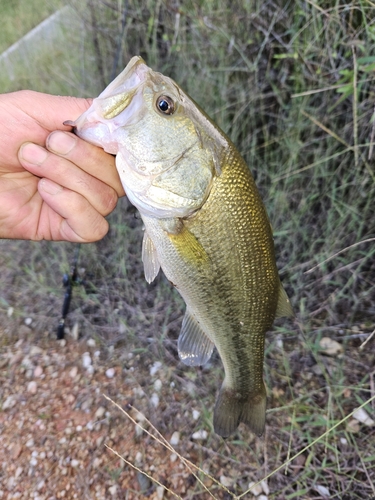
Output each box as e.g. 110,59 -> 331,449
71,56 -> 293,437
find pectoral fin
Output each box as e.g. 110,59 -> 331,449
275,284 -> 294,318
142,231 -> 160,283
178,309 -> 214,366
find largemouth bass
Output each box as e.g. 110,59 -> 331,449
68,56 -> 293,438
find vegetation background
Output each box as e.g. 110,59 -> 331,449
0,0 -> 374,498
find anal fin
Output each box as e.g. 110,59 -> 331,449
275,283 -> 294,318
142,231 -> 160,283
178,309 -> 214,366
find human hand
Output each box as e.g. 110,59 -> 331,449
0,90 -> 125,242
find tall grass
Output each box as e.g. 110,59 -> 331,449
0,0 -> 374,497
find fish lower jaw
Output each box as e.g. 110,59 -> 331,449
125,187 -> 198,219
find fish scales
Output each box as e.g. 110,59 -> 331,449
69,56 -> 293,438
142,147 -> 279,437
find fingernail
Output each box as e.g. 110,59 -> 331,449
39,178 -> 63,195
20,143 -> 48,165
47,131 -> 77,155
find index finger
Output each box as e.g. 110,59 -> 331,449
46,130 -> 125,197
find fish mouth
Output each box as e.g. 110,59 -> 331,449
65,56 -> 149,154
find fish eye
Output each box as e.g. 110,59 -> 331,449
156,95 -> 175,115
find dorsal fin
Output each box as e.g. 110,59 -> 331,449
142,231 -> 160,283
275,284 -> 294,318
178,309 -> 214,366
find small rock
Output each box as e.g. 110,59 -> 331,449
82,397 -> 94,411
10,352 -> 23,366
30,457 -> 38,467
315,485 -> 330,497
135,424 -> 144,437
220,475 -> 232,487
170,453 -> 177,462
82,352 -> 92,369
86,365 -> 95,375
86,421 -> 94,431
70,459 -> 79,468
24,317 -> 33,326
346,419 -> 360,433
150,393 -> 159,408
352,407 -> 375,427
27,381 -> 37,394
319,337 -> 343,356
156,486 -> 165,499
7,307 -> 14,317
150,361 -> 162,376
108,485 -> 117,496
87,338 -> 96,347
137,471 -> 151,492
93,457 -> 102,468
135,451 -> 143,465
10,444 -> 22,460
261,480 -> 269,495
25,439 -> 34,448
34,366 -> 43,378
258,496 -> 268,500
133,386 -> 145,397
15,467 -> 23,478
6,476 -> 15,491
170,431 -> 180,446
29,346 -> 43,356
191,430 -> 208,440
59,339 -> 66,347
105,368 -> 115,379
248,481 -> 263,496
69,367 -> 78,378
311,364 -> 324,376
19,325 -> 32,336
154,379 -> 162,391
71,322 -> 79,340
96,436 -> 104,447
21,357 -> 33,370
95,406 -> 106,419
340,437 -> 348,445
192,410 -> 200,421
15,339 -> 23,348
36,480 -> 45,491
2,395 -> 17,410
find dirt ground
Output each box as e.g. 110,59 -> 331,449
0,327 -> 208,499
0,323 -> 270,500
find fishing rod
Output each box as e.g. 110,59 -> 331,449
57,244 -> 82,340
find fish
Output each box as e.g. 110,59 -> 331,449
67,56 -> 294,438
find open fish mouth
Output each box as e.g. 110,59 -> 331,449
65,57 -> 149,154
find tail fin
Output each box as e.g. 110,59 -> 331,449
213,386 -> 266,438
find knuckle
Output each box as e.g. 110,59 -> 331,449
101,188 -> 118,216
